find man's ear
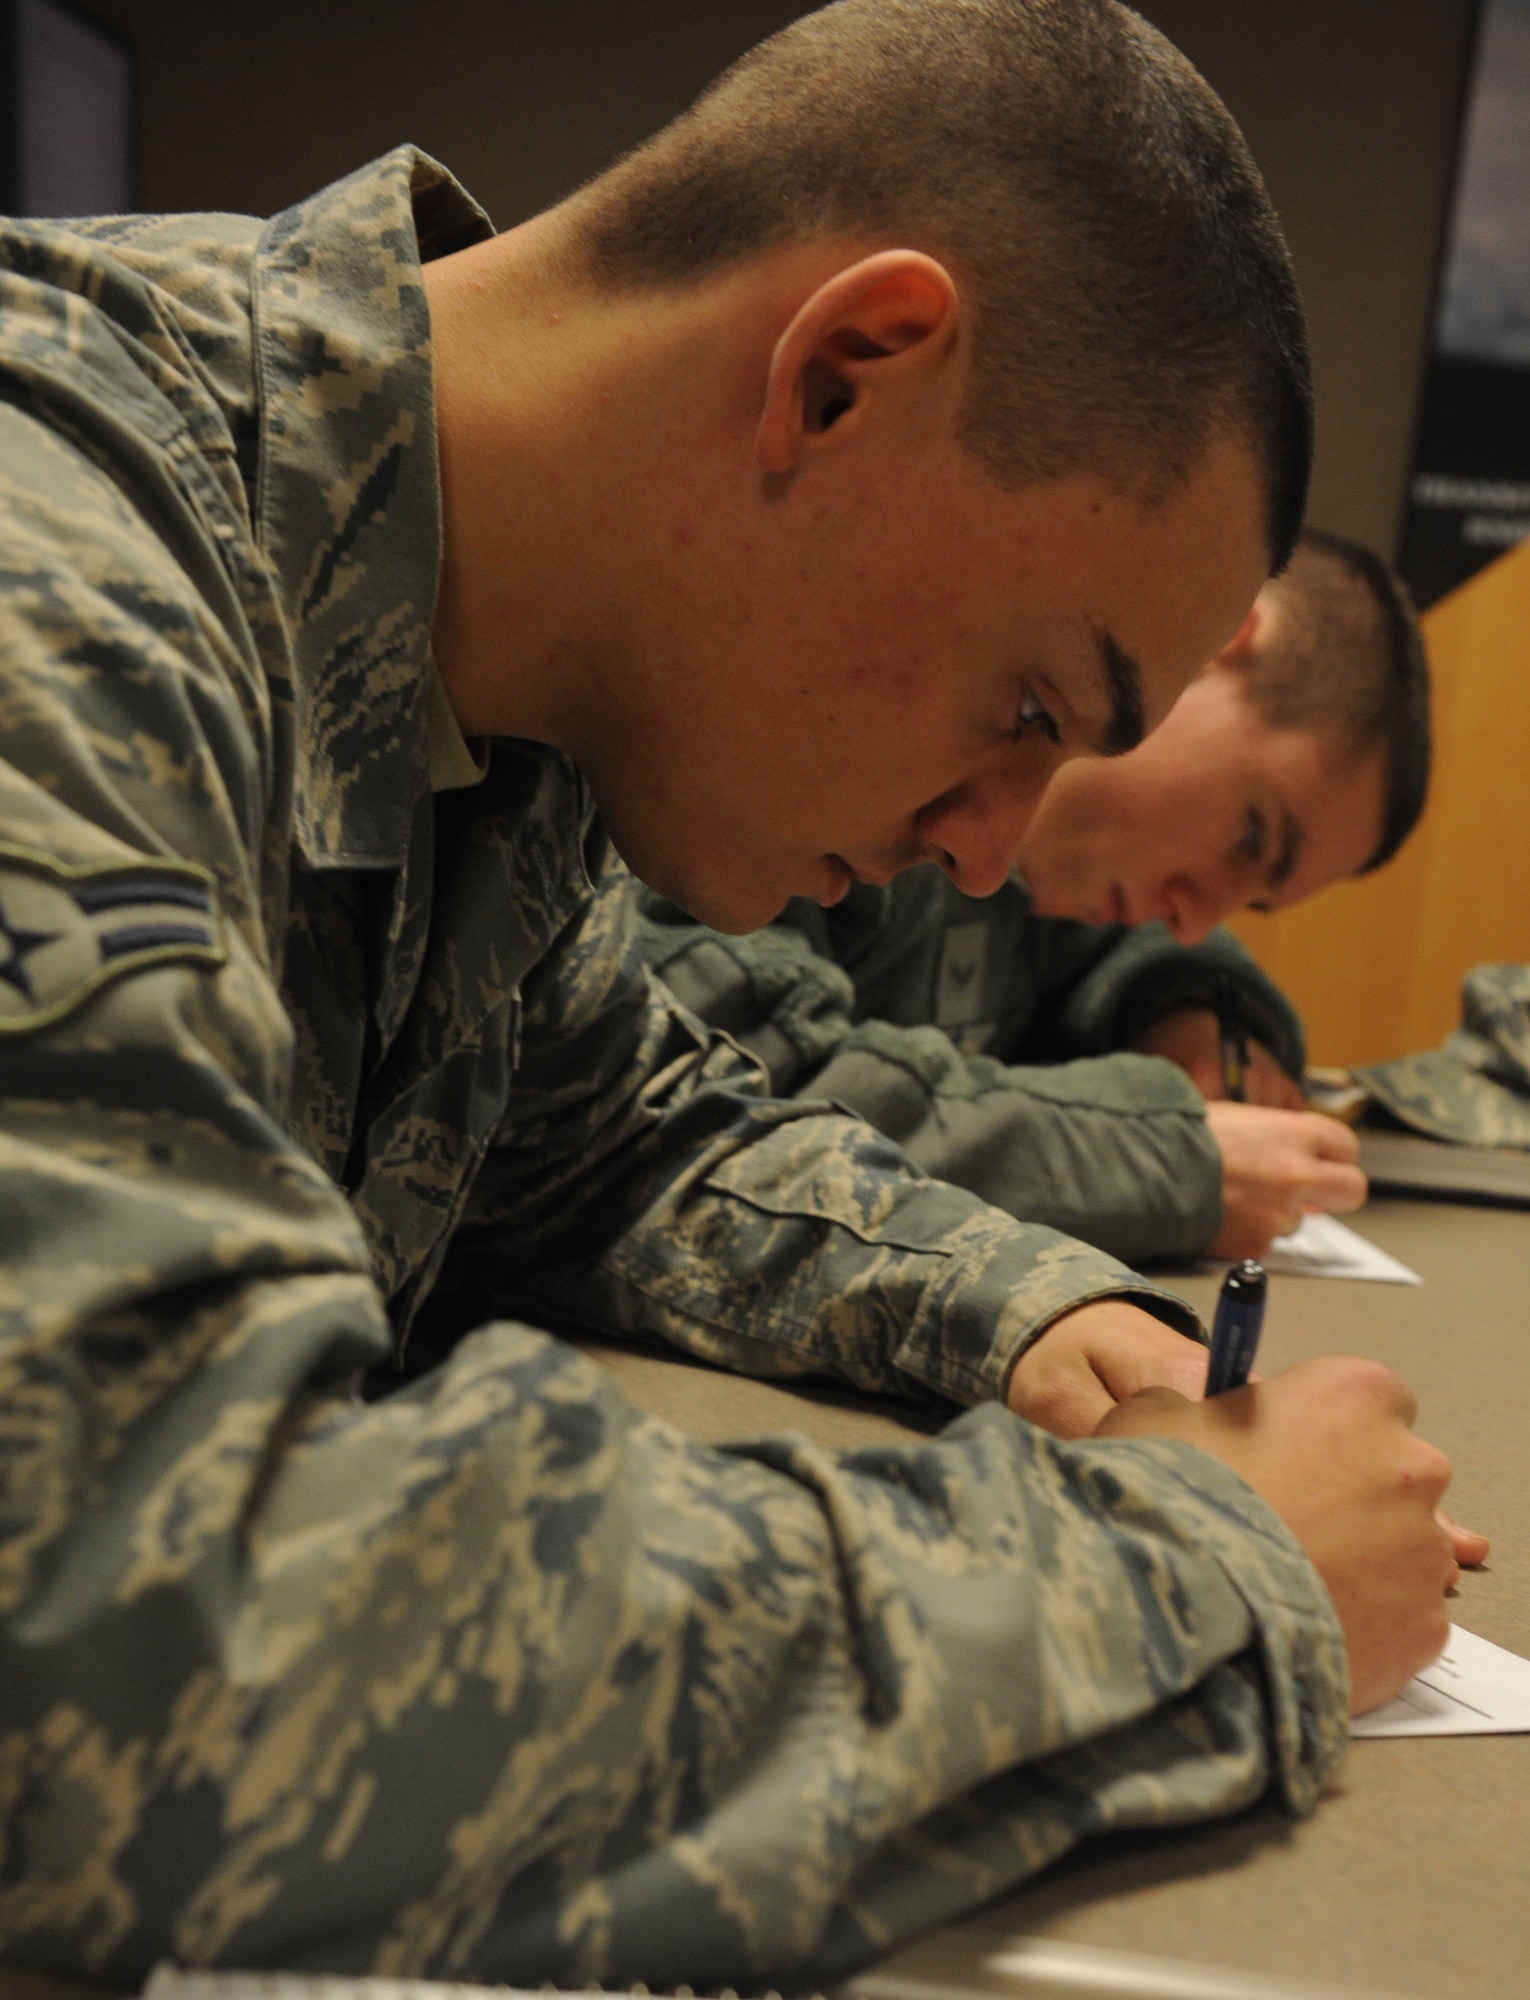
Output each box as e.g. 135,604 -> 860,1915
1212,591 -> 1268,668
755,250 -> 961,475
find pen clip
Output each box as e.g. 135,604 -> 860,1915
1216,973 -> 1249,1103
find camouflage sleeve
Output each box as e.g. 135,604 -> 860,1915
1035,921 -> 1308,1079
811,1032 -> 1224,1267
450,837 -> 1209,1411
2,1303 -> 1348,1989
635,900 -> 1223,1265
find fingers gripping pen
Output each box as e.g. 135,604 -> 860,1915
1205,1259 -> 1267,1396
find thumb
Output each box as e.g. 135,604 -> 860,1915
1095,1384 -> 1194,1439
1439,1510 -> 1491,1569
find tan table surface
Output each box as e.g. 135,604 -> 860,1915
576,1195 -> 1530,2000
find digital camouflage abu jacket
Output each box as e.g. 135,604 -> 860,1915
638,878 -> 1305,1267
0,148 -> 1347,1991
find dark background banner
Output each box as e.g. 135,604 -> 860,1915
1400,0 -> 1530,607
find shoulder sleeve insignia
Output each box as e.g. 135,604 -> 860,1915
0,842 -> 225,1038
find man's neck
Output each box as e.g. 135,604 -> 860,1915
421,221 -> 867,763
424,219 -> 621,751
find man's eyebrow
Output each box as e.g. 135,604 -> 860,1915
1269,809 -> 1304,890
1093,630 -> 1146,755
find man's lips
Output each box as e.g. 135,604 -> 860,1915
819,856 -> 854,906
819,855 -> 895,906
1069,880 -> 1132,926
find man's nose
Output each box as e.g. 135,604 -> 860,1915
913,773 -> 1049,898
1158,871 -> 1237,945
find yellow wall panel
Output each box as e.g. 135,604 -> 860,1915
1228,536 -> 1530,1066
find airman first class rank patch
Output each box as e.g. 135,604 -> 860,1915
0,842 -> 225,1036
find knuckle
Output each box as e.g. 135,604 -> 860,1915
1307,1112 -> 1359,1155
1328,1354 -> 1414,1416
1331,1354 -> 1382,1392
1018,1372 -> 1076,1432
1406,1439 -> 1453,1497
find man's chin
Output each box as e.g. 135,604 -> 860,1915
689,897 -> 785,936
598,815 -> 782,933
641,863 -> 786,935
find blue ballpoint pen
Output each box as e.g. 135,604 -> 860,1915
1205,1258 -> 1267,1396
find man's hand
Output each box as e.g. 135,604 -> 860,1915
1132,1003 -> 1304,1108
1207,1101 -> 1368,1257
1006,1298 -> 1210,1437
1097,1360 -> 1459,1714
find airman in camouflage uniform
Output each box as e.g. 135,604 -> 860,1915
639,874 -> 1303,1267
0,144 -> 1357,1991
10,0 -> 1481,1972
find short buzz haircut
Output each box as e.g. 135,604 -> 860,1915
1249,531 -> 1431,873
569,0 -> 1313,569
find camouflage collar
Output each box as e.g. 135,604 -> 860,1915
425,658 -> 491,792
252,146 -> 494,869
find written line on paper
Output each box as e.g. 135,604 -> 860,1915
1352,1624 -> 1530,1737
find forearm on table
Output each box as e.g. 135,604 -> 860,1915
483,1086 -> 1204,1410
0,1312 -> 1347,1988
808,1025 -> 1226,1265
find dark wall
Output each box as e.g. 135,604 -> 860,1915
1142,0 -> 1478,564
83,0 -> 1477,555
82,2 -> 810,221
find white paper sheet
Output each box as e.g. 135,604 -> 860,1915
1351,1623 -> 1530,1736
1262,1211 -> 1422,1285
